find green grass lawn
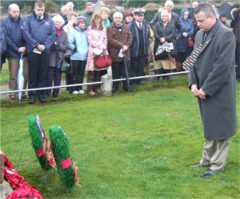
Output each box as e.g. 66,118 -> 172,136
1,76 -> 240,198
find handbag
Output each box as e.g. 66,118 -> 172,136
93,53 -> 112,69
188,37 -> 194,48
60,61 -> 70,72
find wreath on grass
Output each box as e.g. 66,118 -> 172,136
49,125 -> 79,188
28,114 -> 56,170
3,150 -> 43,199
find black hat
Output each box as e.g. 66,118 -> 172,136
220,13 -> 227,18
133,8 -> 145,16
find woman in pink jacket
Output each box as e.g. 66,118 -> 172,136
86,13 -> 108,96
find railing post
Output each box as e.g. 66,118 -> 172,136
101,74 -> 112,96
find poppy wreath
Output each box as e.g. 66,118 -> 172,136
28,114 -> 56,170
49,125 -> 79,188
3,150 -> 43,199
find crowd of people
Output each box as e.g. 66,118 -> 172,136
0,0 -> 239,104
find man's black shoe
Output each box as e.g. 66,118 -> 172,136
201,169 -> 218,178
28,96 -> 36,104
52,93 -> 58,98
124,88 -> 133,92
38,96 -> 46,103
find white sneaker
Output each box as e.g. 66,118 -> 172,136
72,90 -> 79,95
79,90 -> 85,94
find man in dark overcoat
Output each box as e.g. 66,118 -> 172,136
188,3 -> 237,178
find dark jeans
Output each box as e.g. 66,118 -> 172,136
70,60 -> 86,92
27,51 -> 49,98
112,61 -> 131,90
47,66 -> 62,96
130,55 -> 146,85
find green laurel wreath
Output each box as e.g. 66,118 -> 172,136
28,114 -> 54,170
49,125 -> 76,188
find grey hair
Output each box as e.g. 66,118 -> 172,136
52,15 -> 65,26
61,5 -> 67,11
66,2 -> 74,8
8,3 -> 19,11
161,9 -> 171,19
113,11 -> 123,19
165,0 -> 174,7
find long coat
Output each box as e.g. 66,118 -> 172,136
189,21 -> 237,140
48,29 -> 68,68
107,22 -> 132,62
128,19 -> 150,58
86,26 -> 108,71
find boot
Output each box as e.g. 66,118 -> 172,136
154,68 -> 164,82
163,69 -> 171,80
176,61 -> 182,71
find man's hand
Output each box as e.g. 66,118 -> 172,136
160,37 -> 165,43
191,84 -> 199,97
198,88 -> 206,100
37,44 -> 46,52
183,32 -> 188,37
18,47 -> 26,53
122,45 -> 128,52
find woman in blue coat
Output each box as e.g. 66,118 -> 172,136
176,8 -> 194,71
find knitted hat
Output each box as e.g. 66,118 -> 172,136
76,16 -> 87,25
124,10 -> 133,17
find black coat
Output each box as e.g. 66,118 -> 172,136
153,21 -> 174,60
150,11 -> 183,41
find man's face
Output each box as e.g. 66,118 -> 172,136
114,16 -> 123,25
134,14 -> 144,22
67,5 -> 73,12
192,2 -> 199,9
165,3 -> 173,13
61,7 -> 68,16
86,5 -> 94,14
9,6 -> 20,20
195,11 -> 214,32
34,6 -> 45,17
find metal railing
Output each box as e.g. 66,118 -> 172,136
0,70 -> 189,95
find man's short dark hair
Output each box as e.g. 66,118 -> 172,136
86,2 -> 93,7
35,0 -> 44,8
194,3 -> 216,18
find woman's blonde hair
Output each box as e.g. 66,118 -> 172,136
161,9 -> 171,21
67,11 -> 78,21
100,7 -> 110,15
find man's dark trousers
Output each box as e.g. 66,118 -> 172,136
130,55 -> 145,85
28,51 -> 49,98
